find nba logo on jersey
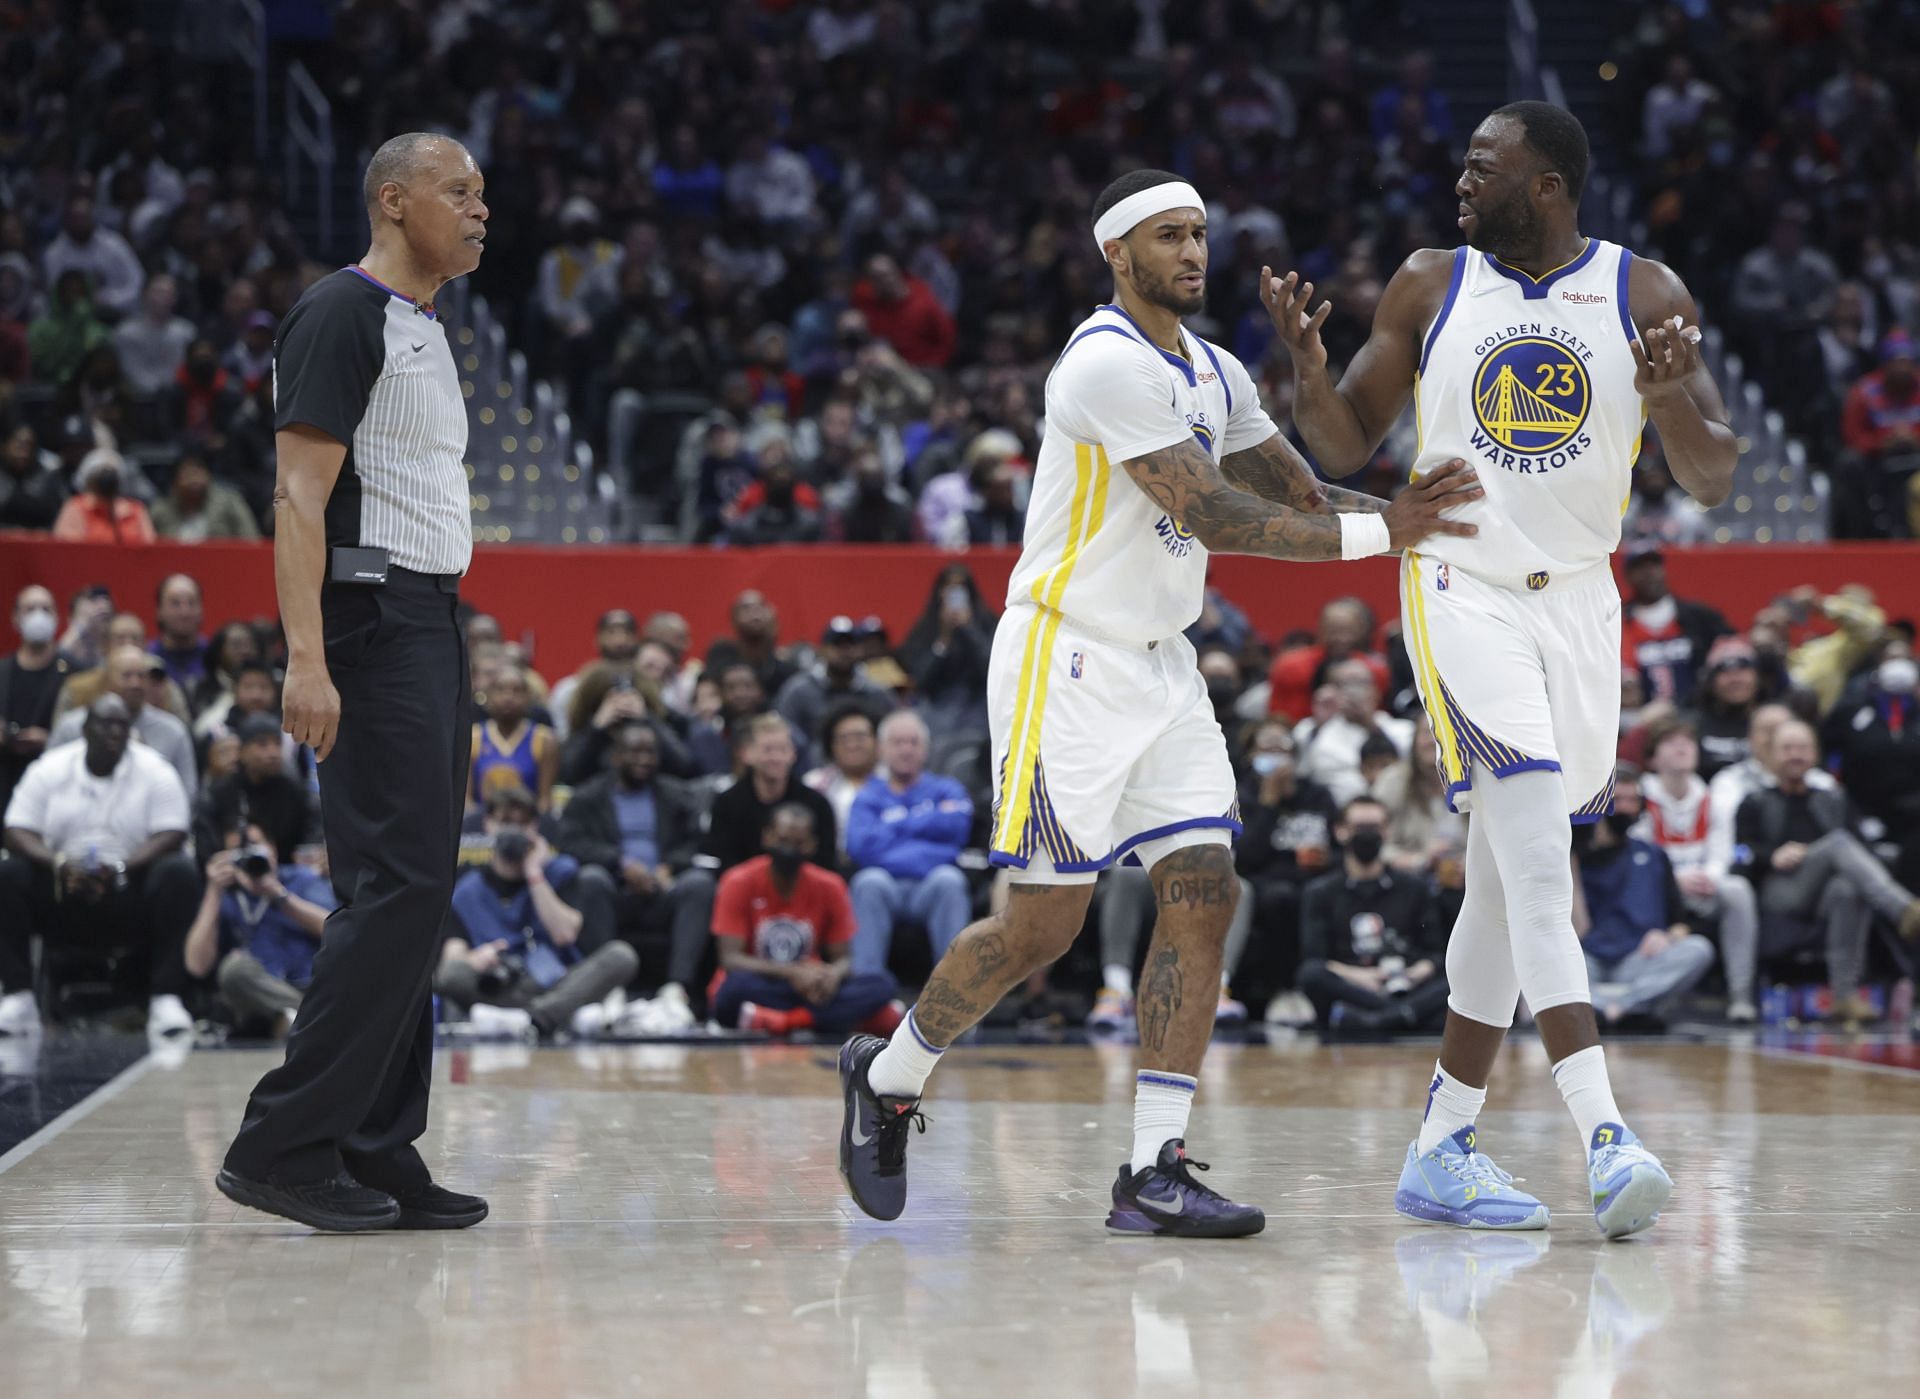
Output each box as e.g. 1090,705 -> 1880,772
1526,571 -> 1550,591
1070,651 -> 1084,679
1435,563 -> 1451,592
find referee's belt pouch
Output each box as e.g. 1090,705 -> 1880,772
322,555 -> 388,670
329,546 -> 390,586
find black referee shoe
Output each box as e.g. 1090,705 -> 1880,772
216,1168 -> 400,1232
385,1181 -> 489,1230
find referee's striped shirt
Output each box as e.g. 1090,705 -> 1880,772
272,266 -> 472,576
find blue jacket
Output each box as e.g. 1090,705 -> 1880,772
450,856 -> 584,987
846,772 -> 973,880
220,864 -> 335,989
1578,838 -> 1679,964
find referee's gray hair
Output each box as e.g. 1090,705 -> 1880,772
362,132 -> 467,215
877,709 -> 929,743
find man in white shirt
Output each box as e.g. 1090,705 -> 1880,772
112,274 -> 197,394
48,644 -> 198,798
41,194 -> 145,320
0,696 -> 199,1038
1293,658 -> 1415,806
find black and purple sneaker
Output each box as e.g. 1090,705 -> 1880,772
838,1033 -> 927,1222
1106,1139 -> 1266,1238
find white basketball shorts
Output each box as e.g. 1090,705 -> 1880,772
987,604 -> 1242,883
1399,552 -> 1622,822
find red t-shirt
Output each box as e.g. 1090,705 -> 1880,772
711,855 -> 854,964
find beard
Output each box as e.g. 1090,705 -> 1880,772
1464,188 -> 1543,261
1128,260 -> 1206,316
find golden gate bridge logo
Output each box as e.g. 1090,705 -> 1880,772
1471,337 -> 1591,454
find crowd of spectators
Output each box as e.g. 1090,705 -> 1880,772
4,548 -> 1919,1043
1597,1 -> 1920,539
5,4 -> 1920,1043
9,2 -> 1913,560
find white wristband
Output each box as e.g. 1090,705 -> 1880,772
1338,512 -> 1393,560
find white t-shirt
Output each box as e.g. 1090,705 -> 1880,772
1294,712 -> 1415,807
2,740 -> 190,863
1008,304 -> 1278,644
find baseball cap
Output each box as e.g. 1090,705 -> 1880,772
236,713 -> 282,743
1624,540 -> 1665,566
822,615 -> 861,644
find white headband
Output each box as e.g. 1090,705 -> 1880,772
1093,181 -> 1205,254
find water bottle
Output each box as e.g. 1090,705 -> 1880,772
1760,983 -> 1789,1025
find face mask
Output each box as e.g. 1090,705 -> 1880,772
1206,678 -> 1238,708
1878,658 -> 1919,694
92,471 -> 121,499
1603,811 -> 1637,839
18,609 -> 56,645
768,848 -> 804,880
1251,752 -> 1291,778
1346,828 -> 1385,865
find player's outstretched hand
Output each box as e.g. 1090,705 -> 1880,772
1260,267 -> 1330,373
1633,315 -> 1702,403
1382,459 -> 1482,551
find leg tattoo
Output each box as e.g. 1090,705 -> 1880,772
1137,844 -> 1236,1071
1139,947 -> 1184,1052
962,931 -> 1010,991
908,885 -> 1089,1046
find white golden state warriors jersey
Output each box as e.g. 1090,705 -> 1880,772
1411,239 -> 1646,588
1011,304 -> 1278,644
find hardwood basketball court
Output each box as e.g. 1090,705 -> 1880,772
3,1035 -> 1917,1395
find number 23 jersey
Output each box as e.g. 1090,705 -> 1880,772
1410,239 -> 1647,589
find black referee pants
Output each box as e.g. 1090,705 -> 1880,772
224,568 -> 470,1190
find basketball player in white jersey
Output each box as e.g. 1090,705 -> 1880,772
1267,102 -> 1737,1237
836,169 -> 1483,1236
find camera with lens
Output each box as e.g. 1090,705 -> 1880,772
1380,955 -> 1412,998
493,828 -> 533,864
478,952 -> 526,993
237,845 -> 276,880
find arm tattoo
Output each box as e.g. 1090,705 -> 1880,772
1320,483 -> 1386,514
1138,948 -> 1184,1053
1123,437 -> 1345,561
1220,433 -> 1386,514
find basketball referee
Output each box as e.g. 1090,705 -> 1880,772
217,133 -> 490,1231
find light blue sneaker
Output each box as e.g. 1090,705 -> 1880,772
1588,1123 -> 1671,1239
1395,1126 -> 1550,1230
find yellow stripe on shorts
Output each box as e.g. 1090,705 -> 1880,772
1402,553 -> 1466,789
992,442 -> 1109,856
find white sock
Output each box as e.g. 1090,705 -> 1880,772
1102,964 -> 1132,995
1131,1070 -> 1196,1173
865,1009 -> 943,1100
1552,1044 -> 1625,1154
1416,1061 -> 1488,1155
